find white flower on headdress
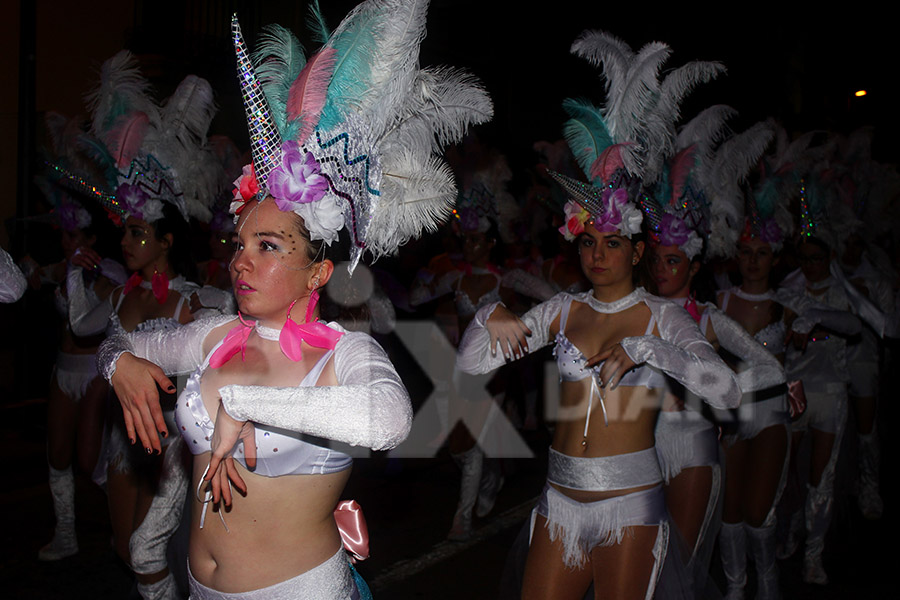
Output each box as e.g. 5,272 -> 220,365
293,194 -> 345,245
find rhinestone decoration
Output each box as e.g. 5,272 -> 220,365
233,14 -> 283,199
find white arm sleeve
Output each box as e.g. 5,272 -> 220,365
707,306 -> 785,392
66,266 -> 114,336
775,288 -> 862,336
0,247 -> 26,303
218,331 -> 412,451
456,293 -> 569,374
620,301 -> 741,409
98,314 -> 235,381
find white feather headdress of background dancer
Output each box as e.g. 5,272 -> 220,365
551,31 -> 723,242
230,0 -> 493,273
47,50 -> 223,227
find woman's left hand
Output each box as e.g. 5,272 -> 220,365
204,402 -> 258,506
586,343 -> 637,390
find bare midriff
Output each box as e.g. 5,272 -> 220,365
187,458 -> 351,593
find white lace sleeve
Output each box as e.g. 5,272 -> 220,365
620,300 -> 741,409
456,293 -> 568,374
0,247 -> 26,303
218,330 -> 411,451
501,269 -> 556,302
707,306 -> 785,392
775,288 -> 861,336
98,314 -> 235,381
66,266 -> 113,336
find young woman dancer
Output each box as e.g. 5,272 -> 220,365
40,199 -> 127,561
99,2 -> 492,596
457,177 -> 741,599
650,234 -> 784,599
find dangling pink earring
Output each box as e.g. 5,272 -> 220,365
151,268 -> 169,304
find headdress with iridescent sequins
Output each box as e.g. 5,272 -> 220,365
554,31 -> 724,242
715,124 -> 813,256
230,0 -> 493,272
48,51 -> 223,226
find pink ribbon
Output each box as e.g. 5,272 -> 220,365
683,295 -> 702,323
334,500 -> 369,562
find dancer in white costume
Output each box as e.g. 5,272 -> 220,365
101,1 -> 492,597
48,50 -> 223,598
460,32 -> 738,599
645,115 -> 785,600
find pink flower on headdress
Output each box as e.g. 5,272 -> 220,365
559,200 -> 590,240
268,144 -> 329,213
658,213 -> 691,247
230,164 -> 259,221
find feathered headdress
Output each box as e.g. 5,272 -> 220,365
230,0 -> 493,272
555,31 -> 723,242
49,51 -> 223,226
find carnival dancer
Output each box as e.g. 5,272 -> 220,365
776,165 -> 874,585
646,109 -> 785,598
458,30 -> 740,600
410,143 -> 555,539
99,2 -> 492,597
49,50 -> 224,598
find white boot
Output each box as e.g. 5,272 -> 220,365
802,483 -> 831,585
448,446 -> 483,540
39,465 -> 78,561
857,430 -> 882,520
475,457 -> 503,518
745,523 -> 781,600
719,521 -> 746,600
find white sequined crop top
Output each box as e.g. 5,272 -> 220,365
554,297 -> 667,389
457,289 -> 741,412
719,288 -> 786,356
175,340 -> 352,477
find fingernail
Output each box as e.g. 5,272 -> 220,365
167,386 -> 176,392
161,430 -> 168,438
129,438 -> 135,445
145,447 -> 152,454
154,449 -> 160,455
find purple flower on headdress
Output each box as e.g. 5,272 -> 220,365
592,187 -> 629,234
267,144 -> 329,213
58,201 -> 91,232
658,213 -> 691,247
115,183 -> 163,222
758,218 -> 783,245
458,207 -> 481,233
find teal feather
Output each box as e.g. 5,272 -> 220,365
75,133 -> 119,189
318,2 -> 380,132
307,0 -> 331,46
252,25 -> 307,136
561,98 -> 613,184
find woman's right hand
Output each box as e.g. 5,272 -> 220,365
70,247 -> 103,271
110,353 -> 176,454
485,304 -> 531,361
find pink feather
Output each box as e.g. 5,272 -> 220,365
669,146 -> 697,205
590,143 -> 630,183
287,48 -> 337,144
107,112 -> 150,168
